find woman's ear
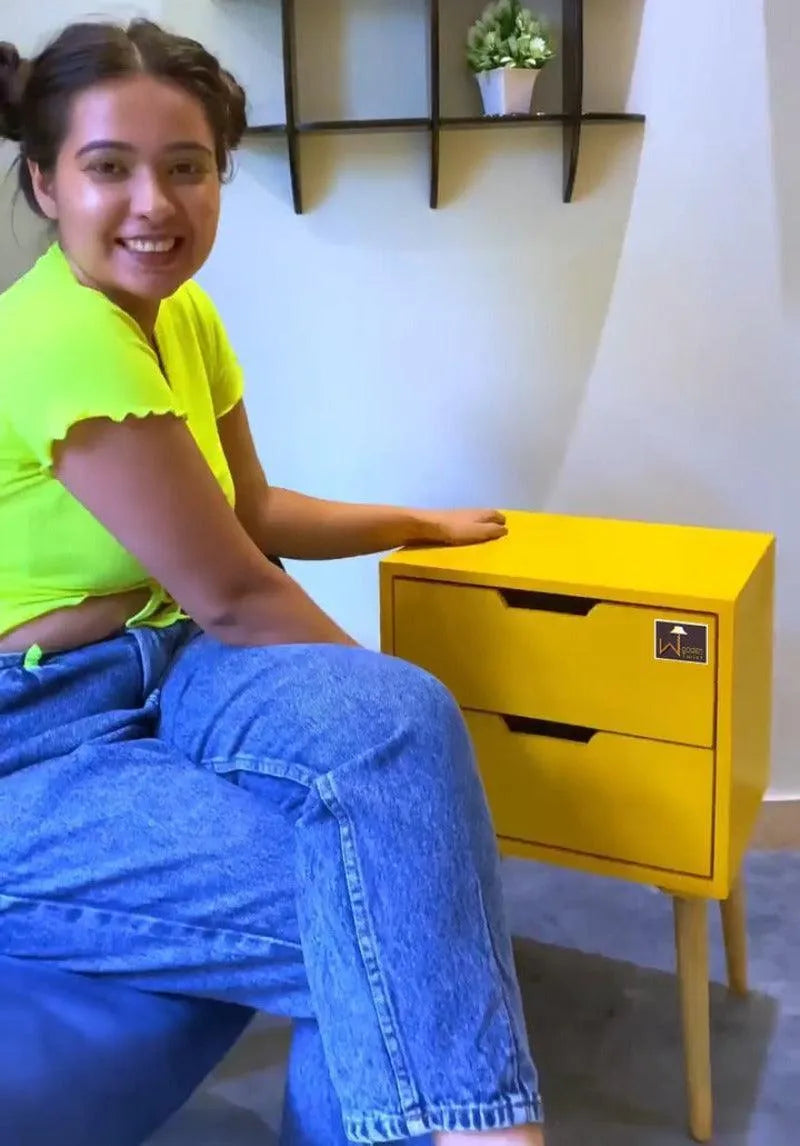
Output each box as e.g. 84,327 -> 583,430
27,160 -> 58,221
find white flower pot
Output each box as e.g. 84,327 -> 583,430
476,67 -> 541,116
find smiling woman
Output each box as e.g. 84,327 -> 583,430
1,21 -> 245,334
0,18 -> 542,1146
43,79 -> 222,332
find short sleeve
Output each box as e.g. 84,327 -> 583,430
7,305 -> 183,469
183,281 -> 245,419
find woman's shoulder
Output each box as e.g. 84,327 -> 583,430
0,243 -> 146,365
163,277 -> 235,369
165,276 -> 226,343
2,243 -> 82,316
163,279 -> 243,415
0,247 -> 167,439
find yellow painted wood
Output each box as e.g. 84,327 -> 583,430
382,509 -> 774,1143
673,898 -> 713,1142
383,511 -> 772,610
380,509 -> 775,900
379,562 -> 396,662
392,578 -> 716,747
720,879 -> 749,996
464,711 -> 714,876
727,547 -> 775,887
494,836 -> 720,899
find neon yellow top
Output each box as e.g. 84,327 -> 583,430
0,243 -> 244,639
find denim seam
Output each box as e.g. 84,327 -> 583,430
200,752 -> 320,790
428,683 -> 528,1106
433,681 -> 533,1105
314,762 -> 423,1120
342,1092 -> 545,1142
476,877 -> 525,1100
0,891 -> 303,953
206,739 -> 426,1116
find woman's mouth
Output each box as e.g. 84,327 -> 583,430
121,237 -> 179,254
116,236 -> 185,267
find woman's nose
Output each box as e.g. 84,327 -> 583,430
129,169 -> 176,223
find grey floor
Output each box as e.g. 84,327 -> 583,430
149,851 -> 799,1145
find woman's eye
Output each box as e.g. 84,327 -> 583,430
170,161 -> 207,179
89,160 -> 125,178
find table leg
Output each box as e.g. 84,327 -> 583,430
673,896 -> 713,1143
720,875 -> 749,996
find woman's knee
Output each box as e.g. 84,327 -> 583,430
161,637 -> 468,781
304,650 -> 490,845
264,644 -> 467,769
328,648 -> 473,780
349,648 -> 461,729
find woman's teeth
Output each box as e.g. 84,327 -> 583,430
123,238 -> 178,253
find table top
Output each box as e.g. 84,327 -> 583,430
382,510 -> 774,607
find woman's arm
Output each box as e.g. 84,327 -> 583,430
54,414 -> 356,648
219,402 -> 507,561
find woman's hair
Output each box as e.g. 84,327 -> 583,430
0,19 -> 248,216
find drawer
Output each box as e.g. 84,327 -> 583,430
392,579 -> 716,747
464,710 -> 714,876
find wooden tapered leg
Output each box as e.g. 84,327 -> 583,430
720,875 -> 749,996
673,896 -> 713,1143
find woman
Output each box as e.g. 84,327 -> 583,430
0,19 -> 545,1146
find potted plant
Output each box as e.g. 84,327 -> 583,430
467,0 -> 556,117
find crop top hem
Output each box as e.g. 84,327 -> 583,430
41,401 -> 188,470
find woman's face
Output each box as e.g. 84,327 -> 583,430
29,73 -> 222,332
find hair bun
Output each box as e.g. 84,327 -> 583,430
0,41 -> 28,142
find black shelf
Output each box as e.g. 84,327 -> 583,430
242,0 -> 645,213
440,113 -> 564,127
245,113 -> 645,134
429,0 -> 441,208
280,0 -> 301,212
582,112 -> 646,124
245,113 -> 644,133
245,123 -> 287,136
298,118 -> 431,134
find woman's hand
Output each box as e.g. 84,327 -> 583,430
412,508 -> 508,547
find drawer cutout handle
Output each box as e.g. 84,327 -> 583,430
502,715 -> 598,744
498,589 -> 600,616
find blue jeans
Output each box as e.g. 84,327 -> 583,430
0,623 -> 542,1143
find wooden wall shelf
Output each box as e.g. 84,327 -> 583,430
243,0 -> 645,213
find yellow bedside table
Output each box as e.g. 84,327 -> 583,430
379,510 -> 775,1143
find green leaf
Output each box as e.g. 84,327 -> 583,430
466,0 -> 556,72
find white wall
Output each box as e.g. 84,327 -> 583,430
2,0 -> 798,797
